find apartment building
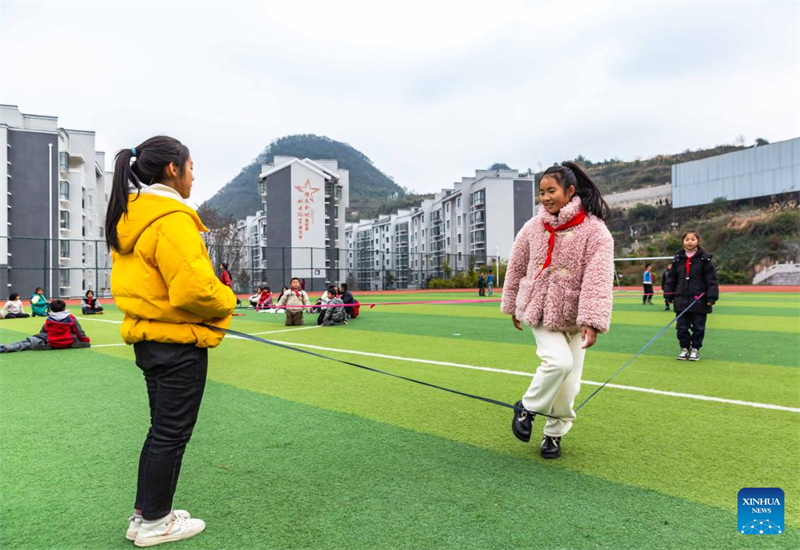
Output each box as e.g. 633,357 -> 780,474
0,104 -> 110,297
348,167 -> 535,289
258,156 -> 349,290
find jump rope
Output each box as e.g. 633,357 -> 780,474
202,292 -> 706,420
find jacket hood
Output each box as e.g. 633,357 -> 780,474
116,188 -> 207,254
48,310 -> 73,322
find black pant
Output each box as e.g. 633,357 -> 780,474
133,341 -> 208,520
676,311 -> 707,350
81,306 -> 104,314
643,284 -> 653,304
4,312 -> 30,318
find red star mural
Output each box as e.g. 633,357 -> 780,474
294,179 -> 321,201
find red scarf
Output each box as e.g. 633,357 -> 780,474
536,210 -> 587,278
684,250 -> 697,278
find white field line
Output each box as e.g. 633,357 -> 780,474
250,326 -> 321,336
83,320 -> 799,414
236,339 -> 800,414
75,317 -> 123,324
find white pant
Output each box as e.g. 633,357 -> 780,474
521,324 -> 587,438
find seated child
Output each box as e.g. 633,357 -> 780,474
248,286 -> 262,309
313,287 -> 335,325
321,288 -> 348,327
1,293 -> 30,319
31,287 -> 50,317
255,286 -> 274,311
81,290 -> 105,315
0,299 -> 91,353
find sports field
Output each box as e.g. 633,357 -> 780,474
1,290 -> 798,549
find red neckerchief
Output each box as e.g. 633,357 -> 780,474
684,250 -> 698,278
536,210 -> 587,278
293,290 -> 302,300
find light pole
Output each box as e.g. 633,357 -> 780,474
48,142 -> 53,296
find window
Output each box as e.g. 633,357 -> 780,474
59,152 -> 69,172
458,234 -> 462,244
59,240 -> 70,259
59,180 -> 69,200
446,203 -> 450,214
60,210 -> 70,229
457,217 -> 461,227
446,221 -> 450,231
446,237 -> 450,247
456,197 -> 461,209
59,269 -> 70,288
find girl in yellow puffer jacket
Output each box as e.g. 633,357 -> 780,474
105,136 -> 236,546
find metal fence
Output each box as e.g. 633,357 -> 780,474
1,237 -> 500,298
0,237 -> 112,299
1,236 -> 764,299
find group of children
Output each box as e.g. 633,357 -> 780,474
0,287 -> 103,353
640,230 -> 720,362
0,298 -> 91,353
245,278 -> 358,327
1,288 -> 104,320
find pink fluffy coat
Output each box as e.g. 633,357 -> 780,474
501,196 -> 614,333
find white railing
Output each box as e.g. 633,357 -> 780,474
752,262 -> 800,285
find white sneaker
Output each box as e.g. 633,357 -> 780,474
676,348 -> 689,360
126,510 -> 191,541
133,510 -> 205,547
688,348 -> 699,361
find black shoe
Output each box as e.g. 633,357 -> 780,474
511,401 -> 535,443
540,435 -> 562,459
663,305 -> 670,311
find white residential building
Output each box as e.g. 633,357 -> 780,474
347,167 -> 535,289
258,156 -> 349,291
0,104 -> 111,297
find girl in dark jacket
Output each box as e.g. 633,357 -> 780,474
663,231 -> 719,361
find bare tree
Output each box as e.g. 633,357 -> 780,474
197,204 -> 247,291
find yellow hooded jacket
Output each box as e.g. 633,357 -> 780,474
111,188 -> 236,347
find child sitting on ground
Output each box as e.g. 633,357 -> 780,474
277,277 -> 310,326
321,287 -> 348,326
255,286 -> 274,312
0,299 -> 91,353
248,286 -> 262,308
1,292 -> 30,319
81,290 -> 105,315
31,287 -> 50,317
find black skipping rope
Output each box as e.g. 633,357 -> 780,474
201,293 -> 704,420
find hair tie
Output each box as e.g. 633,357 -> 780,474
131,148 -> 137,157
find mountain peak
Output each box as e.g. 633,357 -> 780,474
202,134 -> 404,221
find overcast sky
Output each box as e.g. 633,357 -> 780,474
2,1 -> 798,205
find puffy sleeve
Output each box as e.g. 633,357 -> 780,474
576,224 -> 614,333
500,220 -> 533,315
155,213 -> 237,320
703,257 -> 720,304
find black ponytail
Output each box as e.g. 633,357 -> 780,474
541,161 -> 611,221
105,135 -> 190,252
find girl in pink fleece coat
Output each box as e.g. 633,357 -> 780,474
501,161 -> 614,459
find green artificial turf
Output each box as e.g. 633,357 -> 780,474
1,291 -> 798,549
